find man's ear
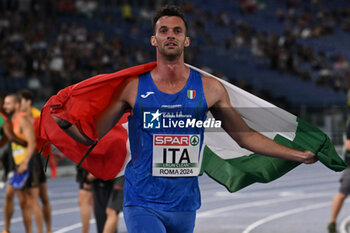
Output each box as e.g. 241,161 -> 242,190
151,36 -> 157,47
184,36 -> 190,47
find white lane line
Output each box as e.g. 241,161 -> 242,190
198,198 -> 291,218
53,213 -> 124,233
197,192 -> 333,218
0,207 -> 80,226
202,183 -> 338,204
53,219 -> 96,233
51,207 -> 81,215
340,215 -> 350,233
48,192 -> 77,197
338,200 -> 350,233
242,202 -> 331,233
0,198 -> 78,213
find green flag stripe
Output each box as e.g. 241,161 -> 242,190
0,114 -> 5,139
294,118 -> 346,172
154,163 -> 198,168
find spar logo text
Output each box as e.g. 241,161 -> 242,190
154,135 -> 199,164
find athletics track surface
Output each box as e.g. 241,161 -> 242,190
1,162 -> 349,233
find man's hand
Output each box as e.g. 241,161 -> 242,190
301,151 -> 318,164
86,172 -> 96,182
83,182 -> 92,190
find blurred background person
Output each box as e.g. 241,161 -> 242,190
3,93 -> 43,233
17,89 -> 52,233
76,167 -> 94,233
328,121 -> 350,233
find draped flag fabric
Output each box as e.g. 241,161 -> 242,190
188,65 -> 347,191
38,62 -> 347,192
0,113 -> 5,137
0,113 -> 6,145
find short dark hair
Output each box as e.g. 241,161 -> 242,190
18,89 -> 34,102
152,5 -> 188,33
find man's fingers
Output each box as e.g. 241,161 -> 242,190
304,151 -> 318,164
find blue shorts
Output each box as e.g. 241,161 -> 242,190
123,206 -> 196,233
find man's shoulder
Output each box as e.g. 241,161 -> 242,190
118,75 -> 140,107
18,113 -> 32,126
200,73 -> 228,108
122,75 -> 139,90
200,74 -> 225,92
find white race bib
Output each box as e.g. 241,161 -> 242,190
152,134 -> 201,177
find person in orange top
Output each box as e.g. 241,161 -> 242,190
3,93 -> 43,233
0,94 -> 29,233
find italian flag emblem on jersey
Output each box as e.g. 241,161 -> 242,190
187,90 -> 196,99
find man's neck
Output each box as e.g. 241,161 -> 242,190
24,107 -> 32,116
153,56 -> 189,82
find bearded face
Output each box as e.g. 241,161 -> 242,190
151,16 -> 190,61
3,95 -> 20,116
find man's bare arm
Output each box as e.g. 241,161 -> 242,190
346,139 -> 350,151
52,116 -> 96,146
95,97 -> 130,140
52,77 -> 137,145
52,101 -> 128,146
2,120 -> 27,146
205,77 -> 317,164
17,116 -> 37,173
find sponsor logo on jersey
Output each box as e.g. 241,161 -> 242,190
143,109 -> 221,129
143,109 -> 162,129
140,91 -> 155,98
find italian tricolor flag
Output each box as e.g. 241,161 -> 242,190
188,65 -> 347,192
38,62 -> 347,193
187,90 -> 196,99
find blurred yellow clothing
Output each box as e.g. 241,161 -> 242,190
31,107 -> 41,118
122,4 -> 132,19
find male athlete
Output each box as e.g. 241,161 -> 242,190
18,90 -> 52,233
0,94 -> 28,233
53,5 -> 317,233
3,94 -> 43,233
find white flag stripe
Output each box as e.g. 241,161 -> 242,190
186,64 -> 298,159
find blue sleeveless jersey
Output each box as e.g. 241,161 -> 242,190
125,69 -> 208,211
